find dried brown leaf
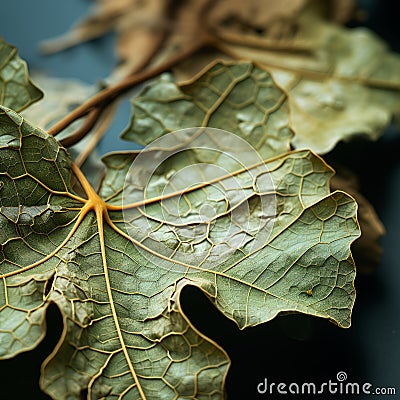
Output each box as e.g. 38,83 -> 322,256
206,0 -> 306,39
328,0 -> 357,23
41,0 -> 348,81
146,0 -> 210,65
40,0 -> 136,53
41,0 -> 170,79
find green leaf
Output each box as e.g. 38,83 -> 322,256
0,63 -> 359,399
122,62 -> 293,159
0,37 -> 43,111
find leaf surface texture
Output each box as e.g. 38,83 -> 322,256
0,62 -> 360,399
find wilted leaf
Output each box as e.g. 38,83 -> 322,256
42,1 -> 400,154
110,0 -> 169,80
0,61 -> 359,398
40,0 -> 155,52
221,10 -> 400,153
0,37 -> 42,111
40,0 -> 170,81
140,0 -> 210,77
327,0 -> 356,23
207,0 -> 306,46
40,0 -> 352,81
207,0 -> 355,39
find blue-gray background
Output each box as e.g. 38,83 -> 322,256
0,1 -> 399,399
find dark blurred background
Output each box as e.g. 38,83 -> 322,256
1,1 -> 399,398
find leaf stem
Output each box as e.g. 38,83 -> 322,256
47,37 -> 213,138
59,105 -> 105,145
75,102 -> 118,166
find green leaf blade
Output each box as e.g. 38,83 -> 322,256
123,62 -> 293,160
0,38 -> 43,112
0,61 -> 360,399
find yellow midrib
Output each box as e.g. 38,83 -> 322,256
73,164 -> 147,399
